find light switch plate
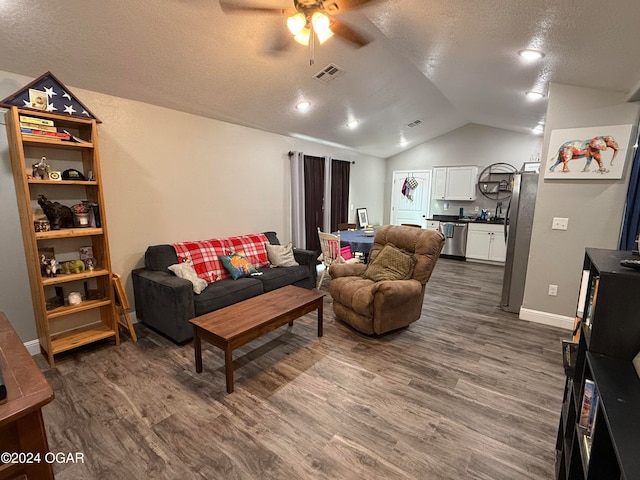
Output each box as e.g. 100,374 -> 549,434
552,217 -> 569,230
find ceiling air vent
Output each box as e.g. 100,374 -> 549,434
313,63 -> 345,85
406,119 -> 423,128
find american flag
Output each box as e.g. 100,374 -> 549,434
0,71 -> 99,122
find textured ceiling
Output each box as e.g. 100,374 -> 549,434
1,0 -> 639,158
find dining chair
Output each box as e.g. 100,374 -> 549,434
317,228 -> 359,288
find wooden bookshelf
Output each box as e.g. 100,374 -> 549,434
4,106 -> 119,366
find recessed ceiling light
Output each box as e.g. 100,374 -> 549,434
346,120 -> 359,128
526,91 -> 546,100
532,125 -> 544,135
296,101 -> 311,111
519,49 -> 545,60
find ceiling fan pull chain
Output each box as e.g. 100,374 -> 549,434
309,24 -> 315,66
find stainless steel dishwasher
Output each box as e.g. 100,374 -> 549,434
439,221 -> 468,260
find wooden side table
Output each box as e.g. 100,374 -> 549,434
0,312 -> 55,480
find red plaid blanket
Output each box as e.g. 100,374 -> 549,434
173,233 -> 270,283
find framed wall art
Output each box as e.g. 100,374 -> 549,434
544,124 -> 634,180
356,208 -> 369,228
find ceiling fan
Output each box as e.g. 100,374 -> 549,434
219,0 -> 378,61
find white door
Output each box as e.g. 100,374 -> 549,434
390,170 -> 431,227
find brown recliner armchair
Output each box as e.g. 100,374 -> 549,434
328,225 -> 445,335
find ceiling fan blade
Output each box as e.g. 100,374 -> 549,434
324,0 -> 381,12
219,1 -> 286,14
330,18 -> 372,47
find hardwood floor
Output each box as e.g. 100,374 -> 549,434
38,258 -> 567,479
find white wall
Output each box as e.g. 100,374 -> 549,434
521,83 -> 640,328
384,124 -> 543,221
0,70 -> 386,343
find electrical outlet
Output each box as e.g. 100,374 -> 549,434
552,217 -> 569,230
548,284 -> 558,296
474,206 -> 479,212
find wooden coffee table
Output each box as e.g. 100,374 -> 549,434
190,285 -> 325,393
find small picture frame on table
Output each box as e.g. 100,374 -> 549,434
356,208 -> 369,229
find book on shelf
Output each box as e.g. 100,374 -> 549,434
587,396 -> 599,436
576,269 -> 590,318
21,127 -> 71,140
20,122 -> 57,132
562,340 -> 578,377
579,379 -> 598,432
584,276 -> 600,327
19,114 -> 54,127
61,129 -> 90,144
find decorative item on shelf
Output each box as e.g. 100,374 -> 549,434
38,247 -> 55,277
31,156 -> 50,180
33,219 -> 50,232
84,282 -> 102,300
61,260 -> 86,275
40,255 -> 59,277
46,295 -> 64,310
71,203 -> 90,227
48,170 -> 62,181
81,201 -> 100,227
37,194 -> 73,229
62,169 -> 86,181
79,246 -> 95,270
84,258 -> 96,271
67,291 -> 82,306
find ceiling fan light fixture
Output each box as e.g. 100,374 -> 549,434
311,12 -> 331,33
294,27 -> 311,45
315,27 -> 334,44
287,13 -> 306,35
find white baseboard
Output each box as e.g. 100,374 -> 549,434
24,339 -> 41,356
23,311 -> 140,356
519,307 -> 574,330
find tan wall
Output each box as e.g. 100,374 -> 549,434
522,83 -> 640,323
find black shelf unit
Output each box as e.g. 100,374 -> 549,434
556,248 -> 640,479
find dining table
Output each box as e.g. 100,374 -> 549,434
334,229 -> 376,259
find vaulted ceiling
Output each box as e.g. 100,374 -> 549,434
1,0 -> 639,158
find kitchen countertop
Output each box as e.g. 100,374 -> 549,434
429,217 -> 506,225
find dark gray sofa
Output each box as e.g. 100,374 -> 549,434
131,231 -> 317,343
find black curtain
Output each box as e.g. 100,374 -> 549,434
304,155 -> 325,253
620,133 -> 640,250
330,159 -> 350,232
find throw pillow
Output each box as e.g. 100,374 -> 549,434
362,243 -> 416,282
168,262 -> 208,294
220,252 -> 259,280
266,243 -> 299,267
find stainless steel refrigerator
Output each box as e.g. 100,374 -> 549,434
501,172 -> 539,313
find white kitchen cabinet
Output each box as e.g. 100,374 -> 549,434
466,223 -> 506,262
432,168 -> 447,199
432,166 -> 478,201
426,220 -> 440,231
